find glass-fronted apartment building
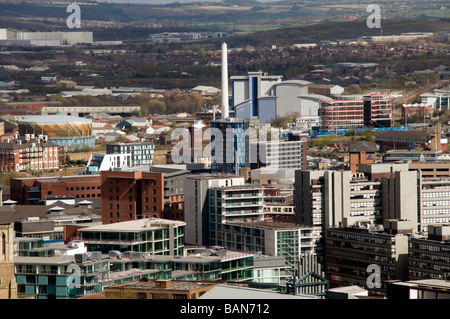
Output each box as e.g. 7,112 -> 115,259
78,218 -> 186,256
210,118 -> 249,175
14,252 -> 172,299
208,185 -> 265,230
210,220 -> 314,277
15,255 -> 108,299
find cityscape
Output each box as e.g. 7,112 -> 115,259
0,0 -> 449,309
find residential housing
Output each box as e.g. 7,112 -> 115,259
0,134 -> 59,172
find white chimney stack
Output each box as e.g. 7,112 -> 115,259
221,42 -> 229,119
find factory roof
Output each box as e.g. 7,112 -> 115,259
374,130 -> 429,141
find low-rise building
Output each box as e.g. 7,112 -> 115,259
0,134 -> 59,172
10,175 -> 101,205
106,142 -> 154,167
78,218 -> 186,256
103,279 -> 217,299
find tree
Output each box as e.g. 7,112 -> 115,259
142,99 -> 166,115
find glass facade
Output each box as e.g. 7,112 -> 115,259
80,225 -> 185,255
211,119 -> 249,175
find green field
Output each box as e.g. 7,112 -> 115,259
421,8 -> 450,19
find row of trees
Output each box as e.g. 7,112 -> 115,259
48,91 -> 207,117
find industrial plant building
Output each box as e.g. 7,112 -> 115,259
230,71 -> 327,124
227,68 -> 393,132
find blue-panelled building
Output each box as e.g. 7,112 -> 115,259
210,118 -> 250,175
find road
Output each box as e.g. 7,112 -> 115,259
392,80 -> 450,109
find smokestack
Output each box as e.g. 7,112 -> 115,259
221,42 -> 229,119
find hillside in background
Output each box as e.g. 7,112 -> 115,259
1,0 -> 449,39
211,18 -> 450,48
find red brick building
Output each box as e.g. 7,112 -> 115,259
0,134 -> 59,172
100,170 -> 164,224
349,141 -> 377,173
10,175 -> 101,205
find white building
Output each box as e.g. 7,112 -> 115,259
420,89 -> 450,111
183,175 -> 245,246
250,140 -> 308,170
86,153 -> 132,172
231,71 -> 327,123
0,28 -> 93,46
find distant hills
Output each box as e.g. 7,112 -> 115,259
219,18 -> 450,47
0,0 -> 449,47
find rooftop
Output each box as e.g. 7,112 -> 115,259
349,141 -> 377,153
200,284 -> 317,299
79,218 -> 186,233
185,174 -> 242,180
109,279 -> 216,291
374,130 -> 429,141
227,220 -> 312,231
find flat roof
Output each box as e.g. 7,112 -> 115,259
108,280 -> 216,291
400,279 -> 450,290
227,220 -> 312,231
14,255 -> 76,265
185,174 -> 242,180
79,218 -> 185,233
200,284 -> 318,299
374,130 -> 429,141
